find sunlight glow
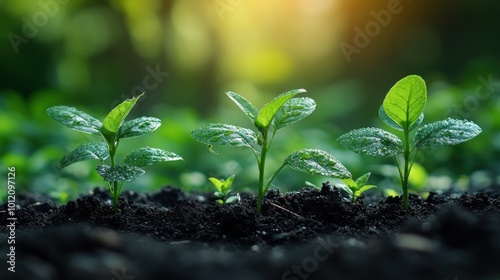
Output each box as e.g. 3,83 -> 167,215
169,0 -> 344,86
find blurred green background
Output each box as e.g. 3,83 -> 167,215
1,0 -> 499,203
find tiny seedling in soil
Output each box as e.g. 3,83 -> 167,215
47,93 -> 183,211
337,75 -> 482,209
192,89 -> 352,213
209,175 -> 240,204
339,172 -> 377,202
306,172 -> 376,202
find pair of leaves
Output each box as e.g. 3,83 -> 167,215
60,141 -> 183,169
226,89 -> 313,131
62,144 -> 182,181
209,175 -> 240,204
96,147 -> 182,182
191,89 -> 315,149
209,175 -> 235,194
379,74 -> 481,146
47,93 -> 161,143
338,118 -> 481,157
338,75 -> 482,157
340,172 -> 377,201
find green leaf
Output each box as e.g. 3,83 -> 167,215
274,97 -> 316,130
223,175 -> 235,192
118,117 -> 161,139
225,195 -> 240,204
355,185 -> 377,197
382,75 -> 427,129
214,191 -> 224,198
209,177 -> 224,193
337,183 -> 354,196
255,89 -> 306,130
337,127 -> 403,157
101,93 -> 143,145
285,149 -> 351,179
355,172 -> 371,187
96,164 -> 145,182
124,147 -> 182,167
226,91 -> 258,122
209,175 -> 235,193
341,178 -> 358,191
60,142 -> 109,168
191,123 -> 258,148
46,106 -> 102,134
379,105 -> 424,132
414,118 -> 482,149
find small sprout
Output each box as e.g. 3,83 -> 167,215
208,175 -> 240,205
339,172 -> 377,202
47,93 -> 183,211
192,89 -> 350,213
337,75 -> 481,209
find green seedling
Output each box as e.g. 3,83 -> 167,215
192,89 -> 351,213
47,93 -> 183,211
338,172 -> 377,202
337,75 -> 482,209
305,171 -> 375,202
209,175 -> 240,204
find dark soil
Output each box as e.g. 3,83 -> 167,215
1,183 -> 500,280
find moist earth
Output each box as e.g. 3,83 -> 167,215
1,183 -> 500,280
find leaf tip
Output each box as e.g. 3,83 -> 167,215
136,92 -> 145,99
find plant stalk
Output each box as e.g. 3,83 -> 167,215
112,181 -> 119,211
402,127 -> 411,210
256,130 -> 268,214
109,142 -> 119,212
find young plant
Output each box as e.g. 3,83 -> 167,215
192,89 -> 351,213
337,75 -> 482,209
338,172 -> 376,202
209,175 -> 240,204
47,93 -> 183,211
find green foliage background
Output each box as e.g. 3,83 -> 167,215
1,0 -> 499,203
